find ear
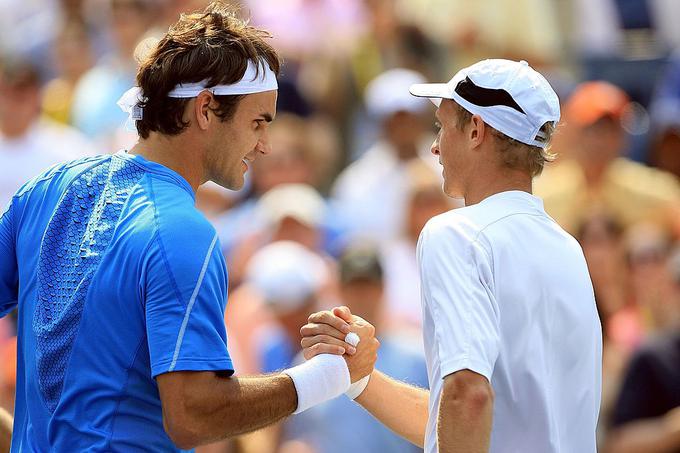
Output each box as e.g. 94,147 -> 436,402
469,114 -> 486,148
193,91 -> 214,131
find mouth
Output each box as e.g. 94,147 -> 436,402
242,159 -> 249,172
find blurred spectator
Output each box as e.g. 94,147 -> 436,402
246,241 -> 328,374
286,244 -> 428,453
648,52 -> 680,178
245,0 -> 366,58
576,212 -> 631,439
397,0 -> 563,69
0,0 -> 61,74
626,223 -> 679,332
571,0 -> 677,107
220,183 -> 332,287
42,21 -> 94,125
0,59 -> 93,207
536,81 -> 680,235
382,160 -> 453,330
605,328 -> 680,453
71,0 -> 156,146
332,68 -> 436,245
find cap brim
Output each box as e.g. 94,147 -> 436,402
409,83 -> 451,107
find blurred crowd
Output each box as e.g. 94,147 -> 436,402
2,0 -> 680,452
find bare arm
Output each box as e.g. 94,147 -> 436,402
301,307 -> 429,447
438,370 -> 494,453
157,371 -> 296,450
354,370 -> 429,447
603,407 -> 680,453
0,406 -> 12,453
159,311 -> 379,450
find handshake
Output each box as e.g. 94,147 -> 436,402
284,306 -> 380,413
300,306 -> 380,382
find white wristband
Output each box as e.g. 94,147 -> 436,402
346,374 -> 371,400
283,354 -> 351,414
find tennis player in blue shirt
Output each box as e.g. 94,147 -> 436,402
0,2 -> 378,451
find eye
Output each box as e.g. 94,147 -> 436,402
434,121 -> 442,130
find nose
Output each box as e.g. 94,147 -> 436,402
430,134 -> 440,156
255,131 -> 272,155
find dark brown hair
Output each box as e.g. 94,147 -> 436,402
135,2 -> 281,139
452,102 -> 556,177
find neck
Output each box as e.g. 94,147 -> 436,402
463,170 -> 532,206
129,133 -> 205,192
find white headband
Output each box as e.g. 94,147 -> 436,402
117,58 -> 278,124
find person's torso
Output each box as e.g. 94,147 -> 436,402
10,151 -> 201,452
422,191 -> 602,453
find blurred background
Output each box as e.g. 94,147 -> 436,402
1,0 -> 680,452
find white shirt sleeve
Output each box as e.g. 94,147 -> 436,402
417,216 -> 500,381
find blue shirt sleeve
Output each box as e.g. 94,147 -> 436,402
0,200 -> 18,317
143,220 -> 233,378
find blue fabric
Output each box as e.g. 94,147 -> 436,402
0,151 -> 233,452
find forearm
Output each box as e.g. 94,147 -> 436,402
167,372 -> 297,447
355,370 -> 429,447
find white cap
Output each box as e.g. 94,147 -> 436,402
246,241 -> 327,313
258,184 -> 326,228
365,68 -> 431,120
409,59 -> 560,148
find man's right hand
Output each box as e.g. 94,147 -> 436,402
300,306 -> 380,383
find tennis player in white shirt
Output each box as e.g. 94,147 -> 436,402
301,59 -> 602,453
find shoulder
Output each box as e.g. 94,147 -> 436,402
420,208 -> 486,247
418,209 -> 492,265
13,154 -> 109,201
151,198 -> 221,265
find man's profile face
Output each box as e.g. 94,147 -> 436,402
207,90 -> 277,190
431,100 -> 467,199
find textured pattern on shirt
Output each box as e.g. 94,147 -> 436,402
33,158 -> 145,412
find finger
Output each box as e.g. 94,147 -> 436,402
332,306 -> 353,323
300,335 -> 357,355
303,343 -> 346,360
300,323 -> 350,341
307,311 -> 351,334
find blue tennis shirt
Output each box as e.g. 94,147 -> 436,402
0,151 -> 233,451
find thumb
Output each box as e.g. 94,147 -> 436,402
332,306 -> 353,323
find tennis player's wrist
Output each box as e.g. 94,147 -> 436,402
345,373 -> 371,400
283,354 -> 351,414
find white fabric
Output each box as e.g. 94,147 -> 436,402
417,191 -> 602,453
167,59 -> 278,97
0,120 -> 94,208
344,332 -> 360,347
284,354 -> 351,414
409,59 -> 560,148
117,58 -> 278,123
345,374 -> 370,400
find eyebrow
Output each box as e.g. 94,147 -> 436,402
258,113 -> 274,122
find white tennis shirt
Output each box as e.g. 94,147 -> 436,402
418,190 -> 601,453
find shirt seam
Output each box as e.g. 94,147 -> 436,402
105,335 -> 146,449
115,154 -> 194,199
147,175 -> 187,311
